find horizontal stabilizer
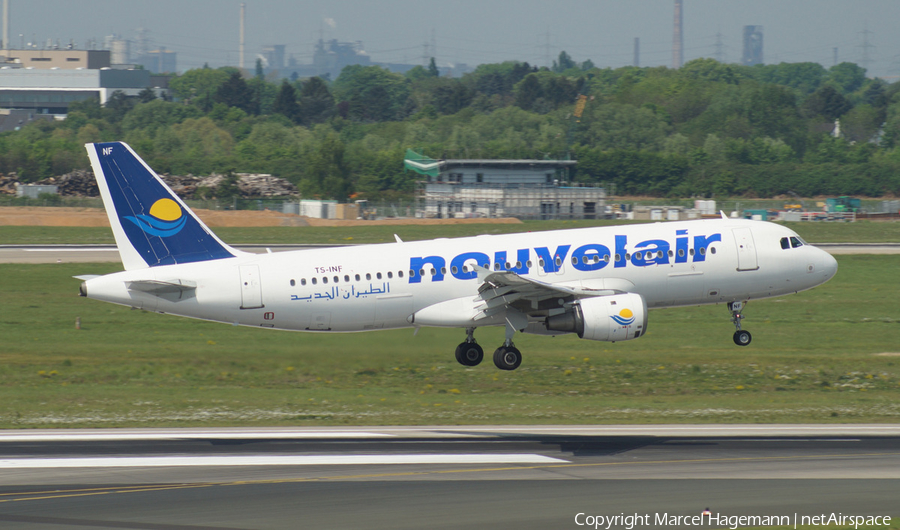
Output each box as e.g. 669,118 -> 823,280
126,279 -> 197,296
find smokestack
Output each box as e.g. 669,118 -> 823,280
634,37 -> 640,67
239,3 -> 245,71
3,0 -> 8,50
672,0 -> 683,69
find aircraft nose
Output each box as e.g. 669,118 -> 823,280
820,249 -> 838,281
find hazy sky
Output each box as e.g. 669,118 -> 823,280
9,0 -> 900,78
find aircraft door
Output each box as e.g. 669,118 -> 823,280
239,265 -> 264,309
732,228 -> 759,271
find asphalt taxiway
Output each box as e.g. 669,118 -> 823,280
0,425 -> 898,529
0,245 -> 327,264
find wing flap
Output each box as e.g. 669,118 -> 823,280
475,266 -> 633,306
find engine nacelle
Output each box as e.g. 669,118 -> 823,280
545,293 -> 647,342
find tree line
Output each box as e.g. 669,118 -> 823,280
2,53 -> 899,200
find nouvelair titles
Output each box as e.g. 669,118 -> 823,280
408,229 -> 722,283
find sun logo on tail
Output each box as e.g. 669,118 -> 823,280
124,198 -> 187,237
611,308 -> 635,326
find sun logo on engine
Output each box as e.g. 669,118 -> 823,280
611,308 -> 635,326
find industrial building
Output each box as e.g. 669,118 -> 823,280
742,25 -> 764,66
405,151 -> 605,220
0,48 -> 110,69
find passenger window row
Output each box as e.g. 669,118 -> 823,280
290,270 -> 405,287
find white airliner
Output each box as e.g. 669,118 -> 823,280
78,142 -> 838,370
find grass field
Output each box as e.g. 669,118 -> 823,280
2,218 -> 900,245
0,253 -> 898,428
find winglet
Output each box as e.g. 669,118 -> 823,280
86,142 -> 240,270
720,210 -> 728,220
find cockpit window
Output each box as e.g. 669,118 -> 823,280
790,236 -> 803,248
780,237 -> 790,250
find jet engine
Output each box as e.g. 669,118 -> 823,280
544,293 -> 647,342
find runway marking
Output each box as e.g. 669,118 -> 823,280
2,451 -> 898,505
0,512 -> 244,530
675,438 -> 862,442
21,248 -> 118,252
0,454 -> 568,469
0,431 -> 394,442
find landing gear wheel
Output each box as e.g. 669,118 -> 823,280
733,330 -> 752,346
455,342 -> 484,366
493,346 -> 522,371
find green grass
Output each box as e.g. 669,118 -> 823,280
2,219 -> 900,246
0,255 -> 898,428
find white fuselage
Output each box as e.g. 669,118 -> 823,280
82,218 -> 837,334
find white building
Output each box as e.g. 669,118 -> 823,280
0,49 -> 166,115
0,68 -> 160,113
406,152 -> 606,220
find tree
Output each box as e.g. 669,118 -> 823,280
432,81 -> 473,115
514,74 -> 543,111
828,62 -> 867,94
680,58 -> 741,84
428,57 -> 440,77
579,102 -> 670,151
103,90 -> 135,122
470,61 -> 535,97
301,128 -> 351,199
298,77 -> 335,125
802,85 -> 852,121
216,72 -> 256,114
273,80 -> 300,123
138,87 -> 157,103
333,65 -> 410,122
255,58 -> 265,80
405,65 -> 431,82
745,62 -> 826,94
840,104 -> 881,143
67,97 -> 102,119
552,51 -> 576,73
169,67 -> 233,111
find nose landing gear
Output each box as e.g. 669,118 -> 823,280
729,301 -> 752,346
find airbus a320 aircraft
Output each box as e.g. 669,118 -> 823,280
78,142 -> 838,370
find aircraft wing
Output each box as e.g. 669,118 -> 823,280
473,266 -> 631,321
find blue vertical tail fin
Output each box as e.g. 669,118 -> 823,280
86,142 -> 239,270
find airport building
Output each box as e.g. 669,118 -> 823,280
405,151 -> 606,220
0,49 -> 166,116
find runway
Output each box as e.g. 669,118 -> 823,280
0,426 -> 898,529
2,242 -> 899,264
0,245 -> 331,264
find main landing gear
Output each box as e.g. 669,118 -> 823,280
729,301 -> 752,346
454,326 -> 523,370
454,328 -> 484,366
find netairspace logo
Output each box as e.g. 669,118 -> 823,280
573,512 -> 892,529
